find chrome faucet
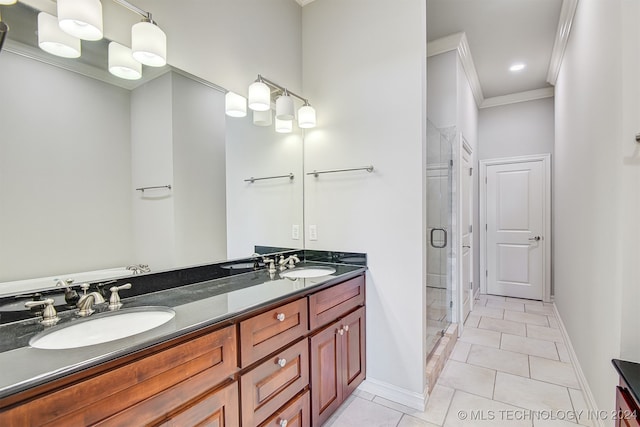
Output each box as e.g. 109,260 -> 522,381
25,298 -> 59,326
279,254 -> 300,270
108,283 -> 132,310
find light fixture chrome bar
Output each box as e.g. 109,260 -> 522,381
135,185 -> 172,192
258,74 -> 310,105
111,0 -> 152,20
244,173 -> 294,184
307,166 -> 374,178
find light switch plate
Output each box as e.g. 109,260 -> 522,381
309,225 -> 318,241
292,224 -> 300,240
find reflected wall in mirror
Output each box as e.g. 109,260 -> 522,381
0,2 -> 303,291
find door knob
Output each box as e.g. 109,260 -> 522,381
528,236 -> 541,242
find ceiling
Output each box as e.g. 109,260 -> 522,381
427,0 -> 563,100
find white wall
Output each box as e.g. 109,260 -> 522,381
479,98 -> 554,160
554,0 -> 640,415
427,51 -> 457,129
0,52 -> 133,281
302,0 -> 428,406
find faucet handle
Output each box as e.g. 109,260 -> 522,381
109,283 -> 132,310
79,283 -> 90,295
25,298 -> 59,326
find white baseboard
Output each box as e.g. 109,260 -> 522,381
553,304 -> 604,427
357,378 -> 428,411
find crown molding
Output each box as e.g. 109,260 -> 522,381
427,32 -> 484,107
547,0 -> 579,85
480,87 -> 555,109
296,0 -> 317,6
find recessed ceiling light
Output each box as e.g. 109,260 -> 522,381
510,63 -> 526,72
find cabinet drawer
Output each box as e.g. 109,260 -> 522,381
309,274 -> 365,330
240,298 -> 308,367
158,381 -> 239,427
260,390 -> 310,427
1,325 -> 238,426
241,339 -> 309,427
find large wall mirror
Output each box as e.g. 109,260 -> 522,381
0,1 -> 304,293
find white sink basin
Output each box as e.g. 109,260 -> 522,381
29,307 -> 175,350
280,266 -> 336,279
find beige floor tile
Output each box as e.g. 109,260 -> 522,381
501,334 -> 559,360
474,298 -> 487,307
483,294 -> 507,301
459,326 -> 502,348
450,341 -> 472,362
568,388 -> 594,427
504,310 -> 550,326
471,306 -> 505,320
486,299 -> 526,312
423,384 -> 455,425
444,390 -> 531,427
547,316 -> 560,329
534,419 -> 584,427
508,297 -> 543,305
530,356 -> 579,389
353,388 -> 375,401
555,342 -> 571,363
372,396 -> 422,417
465,313 -> 481,328
479,317 -> 527,336
438,360 -> 496,398
526,324 -> 564,343
525,304 -> 556,316
467,344 -> 530,377
494,372 -> 573,413
324,396 -> 403,427
398,415 -> 439,427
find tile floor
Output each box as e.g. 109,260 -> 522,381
323,294 -> 594,427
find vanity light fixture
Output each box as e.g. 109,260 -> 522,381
57,0 -> 104,41
275,117 -> 293,134
0,0 -> 17,5
225,91 -> 247,118
108,41 -> 141,80
37,12 -> 81,58
111,0 -> 167,67
226,74 -> 316,131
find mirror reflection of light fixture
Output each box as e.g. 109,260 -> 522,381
275,90 -> 295,120
225,92 -> 247,118
253,109 -> 272,126
57,0 -> 103,41
108,42 -> 141,80
228,74 -> 316,132
275,117 -> 293,133
0,0 -> 17,5
37,12 -> 81,58
131,18 -> 166,67
248,77 -> 271,111
298,104 -> 317,128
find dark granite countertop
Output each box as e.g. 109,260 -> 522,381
612,359 -> 640,405
0,261 -> 366,400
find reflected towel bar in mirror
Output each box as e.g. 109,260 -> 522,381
135,185 -> 172,192
244,173 -> 294,183
307,165 -> 374,178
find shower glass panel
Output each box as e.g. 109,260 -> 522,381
426,119 -> 454,358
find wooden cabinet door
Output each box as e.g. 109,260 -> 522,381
616,386 -> 640,427
340,307 -> 366,396
310,321 -> 343,427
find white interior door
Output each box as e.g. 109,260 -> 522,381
485,159 -> 545,300
460,144 -> 473,321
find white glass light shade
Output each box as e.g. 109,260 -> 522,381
108,42 -> 142,80
225,92 -> 247,117
275,118 -> 292,134
248,81 -> 271,111
297,105 -> 317,128
38,12 -> 81,58
253,109 -> 272,126
57,0 -> 103,41
0,0 -> 17,5
132,20 -> 167,67
275,94 -> 295,120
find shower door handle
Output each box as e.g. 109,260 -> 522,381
430,228 -> 447,249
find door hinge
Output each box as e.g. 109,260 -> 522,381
485,177 -> 487,184
470,281 -> 473,289
450,300 -> 453,308
485,270 -> 488,277
450,160 -> 453,167
469,167 -> 473,176
485,224 -> 488,231
469,224 -> 472,233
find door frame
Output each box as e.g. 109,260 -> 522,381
459,135 -> 473,326
479,154 -> 551,302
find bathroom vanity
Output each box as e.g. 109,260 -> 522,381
613,359 -> 640,427
0,251 -> 366,426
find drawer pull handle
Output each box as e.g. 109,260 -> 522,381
337,328 -> 344,336
277,358 -> 287,368
343,324 -> 349,332
279,420 -> 288,427
276,313 -> 286,322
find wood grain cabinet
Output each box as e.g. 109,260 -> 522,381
616,386 -> 640,427
309,276 -> 366,427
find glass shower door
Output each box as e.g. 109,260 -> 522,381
426,120 -> 454,358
